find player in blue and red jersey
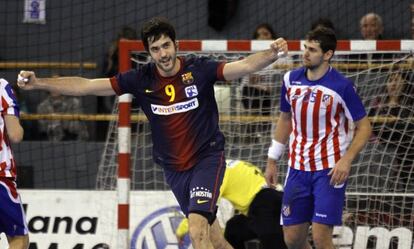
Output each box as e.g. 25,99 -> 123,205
265,27 -> 371,249
18,17 -> 288,249
0,79 -> 29,249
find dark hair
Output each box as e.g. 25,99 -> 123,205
311,18 -> 335,31
117,25 -> 137,40
141,17 -> 176,52
306,26 -> 337,53
252,23 -> 277,39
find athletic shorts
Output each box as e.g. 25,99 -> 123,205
0,178 -> 28,236
281,167 -> 346,226
163,151 -> 225,217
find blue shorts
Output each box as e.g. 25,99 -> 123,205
0,178 -> 28,236
163,151 -> 225,217
281,168 -> 346,226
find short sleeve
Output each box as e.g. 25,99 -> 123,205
1,80 -> 20,117
343,83 -> 366,121
110,70 -> 140,96
280,77 -> 291,113
197,57 -> 225,82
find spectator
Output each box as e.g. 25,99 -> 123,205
97,25 -> 138,140
311,17 -> 335,31
368,72 -> 414,192
37,83 -> 89,142
252,23 -> 276,40
241,23 -> 278,140
103,25 -> 138,78
360,12 -> 384,40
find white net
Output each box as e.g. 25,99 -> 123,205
96,47 -> 414,248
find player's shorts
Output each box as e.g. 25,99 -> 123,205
163,151 -> 225,218
281,167 -> 346,226
0,178 -> 29,236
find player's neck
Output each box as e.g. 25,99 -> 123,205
306,63 -> 330,81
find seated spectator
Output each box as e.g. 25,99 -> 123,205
37,86 -> 89,142
252,23 -> 276,40
96,25 -> 138,140
103,25 -> 138,78
311,17 -> 335,31
241,23 -> 278,140
360,12 -> 384,40
368,72 -> 414,192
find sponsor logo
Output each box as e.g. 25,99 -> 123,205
196,199 -> 209,204
151,98 -> 199,115
185,85 -> 198,98
131,206 -> 191,249
181,72 -> 194,84
291,81 -> 302,85
190,187 -> 212,199
315,212 -> 327,218
282,205 -> 291,217
333,225 -> 413,249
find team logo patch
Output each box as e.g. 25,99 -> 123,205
185,85 -> 198,98
322,94 -> 333,107
282,205 -> 291,217
181,72 -> 194,84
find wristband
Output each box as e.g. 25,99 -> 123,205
267,139 -> 285,160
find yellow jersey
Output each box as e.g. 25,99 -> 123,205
220,159 -> 267,215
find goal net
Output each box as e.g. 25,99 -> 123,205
96,40 -> 414,249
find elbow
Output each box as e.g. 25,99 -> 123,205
8,128 -> 24,143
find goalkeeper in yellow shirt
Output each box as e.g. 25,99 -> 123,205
176,159 -> 287,249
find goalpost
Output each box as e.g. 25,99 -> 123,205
97,39 -> 414,249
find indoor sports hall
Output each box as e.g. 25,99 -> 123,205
0,1 -> 413,248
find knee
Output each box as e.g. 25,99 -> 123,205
312,234 -> 332,249
8,234 -> 29,249
283,233 -> 304,249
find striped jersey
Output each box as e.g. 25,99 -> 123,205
280,66 -> 366,171
0,79 -> 20,178
110,56 -> 226,171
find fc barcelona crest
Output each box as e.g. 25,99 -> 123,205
181,72 -> 194,84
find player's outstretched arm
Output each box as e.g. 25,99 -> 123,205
222,38 -> 288,81
17,71 -> 115,96
265,111 -> 292,187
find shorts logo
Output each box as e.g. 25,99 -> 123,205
181,72 -> 194,84
190,187 -> 212,200
315,212 -> 328,218
151,98 -> 199,115
185,85 -> 198,98
282,205 -> 291,217
197,199 -> 209,204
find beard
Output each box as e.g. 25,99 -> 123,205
303,57 -> 324,70
156,55 -> 177,74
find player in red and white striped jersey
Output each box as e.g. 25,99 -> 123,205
0,79 -> 29,249
265,27 -> 372,249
